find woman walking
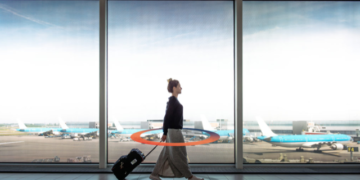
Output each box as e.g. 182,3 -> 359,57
149,78 -> 203,180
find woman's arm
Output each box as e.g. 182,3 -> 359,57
163,98 -> 176,136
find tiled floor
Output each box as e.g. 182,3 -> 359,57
0,173 -> 359,180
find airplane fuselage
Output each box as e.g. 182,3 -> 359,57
16,128 -> 62,133
203,129 -> 249,141
261,134 -> 352,148
113,129 -> 146,135
61,128 -> 99,134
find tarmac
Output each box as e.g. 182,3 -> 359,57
243,141 -> 360,163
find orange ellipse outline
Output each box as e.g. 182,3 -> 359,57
130,128 -> 220,146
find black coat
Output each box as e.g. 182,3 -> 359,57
163,96 -> 183,135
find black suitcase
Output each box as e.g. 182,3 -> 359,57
112,143 -> 160,180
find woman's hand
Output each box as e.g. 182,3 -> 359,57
161,135 -> 167,142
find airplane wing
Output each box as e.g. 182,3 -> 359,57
42,130 -> 54,136
83,131 -> 98,138
183,132 -> 209,140
302,142 -> 329,148
141,130 -> 163,139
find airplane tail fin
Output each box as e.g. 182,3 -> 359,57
113,120 -> 124,132
58,117 -> 69,129
200,115 -> 215,131
256,116 -> 277,137
17,120 -> 27,129
243,128 -> 250,134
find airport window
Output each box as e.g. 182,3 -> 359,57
243,1 -> 360,163
0,0 -> 99,163
108,1 -> 235,163
6,0 -> 359,167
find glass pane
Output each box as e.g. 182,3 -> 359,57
243,1 -> 360,164
0,0 -> 99,163
108,1 -> 234,163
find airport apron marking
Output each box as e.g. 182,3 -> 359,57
130,128 -> 220,146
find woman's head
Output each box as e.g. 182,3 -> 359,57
167,78 -> 182,94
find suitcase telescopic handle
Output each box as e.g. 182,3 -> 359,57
144,140 -> 163,159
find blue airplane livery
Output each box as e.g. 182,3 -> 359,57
58,118 -> 99,136
111,121 -> 151,139
113,116 -> 251,142
198,115 -> 250,142
59,118 -> 159,139
16,121 -> 62,136
17,117 -> 251,143
256,117 -> 352,152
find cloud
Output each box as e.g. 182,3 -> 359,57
0,3 -> 62,28
243,1 -> 360,35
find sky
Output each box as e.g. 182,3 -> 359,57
107,1 -> 234,124
0,0 -> 234,123
0,1 -> 99,123
243,1 -> 360,122
0,1 -> 359,124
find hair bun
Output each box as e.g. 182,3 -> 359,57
167,78 -> 173,83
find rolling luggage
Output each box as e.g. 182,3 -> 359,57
112,142 -> 161,180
